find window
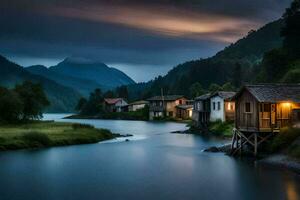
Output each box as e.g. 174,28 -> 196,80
213,102 -> 216,110
245,102 -> 251,113
159,101 -> 163,106
217,102 -> 221,110
169,111 -> 173,117
179,100 -> 182,104
260,103 -> 271,112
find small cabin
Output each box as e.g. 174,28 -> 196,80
210,91 -> 236,122
192,93 -> 211,127
128,100 -> 149,112
104,98 -> 128,112
233,85 -> 300,133
147,95 -> 187,120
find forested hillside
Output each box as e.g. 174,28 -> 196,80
129,19 -> 284,99
0,55 -> 81,112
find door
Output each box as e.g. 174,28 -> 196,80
271,104 -> 276,127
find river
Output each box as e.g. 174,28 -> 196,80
0,114 -> 300,200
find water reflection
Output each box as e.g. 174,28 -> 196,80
0,114 -> 298,200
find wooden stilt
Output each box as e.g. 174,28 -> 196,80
231,128 -> 273,156
254,133 -> 257,156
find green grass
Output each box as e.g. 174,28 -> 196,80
0,121 -> 115,150
208,120 -> 234,137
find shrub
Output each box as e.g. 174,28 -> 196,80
22,132 -> 51,146
209,120 -> 234,136
269,127 -> 300,152
72,123 -> 94,130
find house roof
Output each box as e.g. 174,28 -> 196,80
210,91 -> 236,100
195,93 -> 211,100
234,84 -> 300,103
104,98 -> 124,104
129,100 -> 149,105
147,95 -> 185,101
176,104 -> 193,110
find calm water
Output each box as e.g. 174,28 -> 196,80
0,114 -> 300,200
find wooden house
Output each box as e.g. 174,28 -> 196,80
104,98 -> 128,112
128,100 -> 149,112
176,104 -> 193,120
233,85 -> 300,132
231,84 -> 300,156
210,91 -> 236,122
147,95 -> 187,120
192,93 -> 211,127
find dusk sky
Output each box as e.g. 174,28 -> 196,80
0,0 -> 291,82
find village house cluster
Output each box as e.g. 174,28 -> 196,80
103,84 -> 300,155
192,84 -> 300,155
102,84 -> 300,133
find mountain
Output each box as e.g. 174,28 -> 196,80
0,55 -> 81,112
49,57 -> 136,89
130,19 -> 284,99
26,65 -> 106,97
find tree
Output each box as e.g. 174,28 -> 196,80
14,81 -> 49,120
221,82 -> 235,91
103,90 -> 115,98
80,88 -> 104,115
281,0 -> 300,58
116,86 -> 128,100
260,48 -> 289,82
75,97 -> 87,112
189,82 -> 204,98
233,63 -> 242,88
0,88 -> 23,122
208,83 -> 221,93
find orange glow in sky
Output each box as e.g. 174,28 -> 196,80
50,4 -> 259,43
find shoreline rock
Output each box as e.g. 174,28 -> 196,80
258,154 -> 300,174
204,144 -> 300,175
204,144 -> 232,154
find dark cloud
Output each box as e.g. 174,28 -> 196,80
0,0 -> 292,81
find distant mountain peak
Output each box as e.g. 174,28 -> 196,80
62,57 -> 103,65
50,57 -> 136,88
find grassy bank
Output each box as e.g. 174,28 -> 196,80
0,121 -> 115,150
267,127 -> 300,159
190,120 -> 234,137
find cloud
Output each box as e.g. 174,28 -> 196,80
0,0 -> 292,80
40,3 -> 260,43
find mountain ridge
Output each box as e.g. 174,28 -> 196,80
0,55 -> 81,112
49,57 -> 136,88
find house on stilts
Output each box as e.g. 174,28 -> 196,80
231,84 -> 300,156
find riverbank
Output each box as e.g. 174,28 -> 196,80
0,121 -> 119,151
66,112 -> 149,121
66,114 -> 192,124
204,138 -> 300,174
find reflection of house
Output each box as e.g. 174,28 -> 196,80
233,85 -> 300,132
128,100 -> 149,112
148,95 -> 187,120
104,98 -> 128,112
176,104 -> 193,120
210,91 -> 236,122
192,93 -> 211,127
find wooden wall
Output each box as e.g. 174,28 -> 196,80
235,90 -> 259,131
